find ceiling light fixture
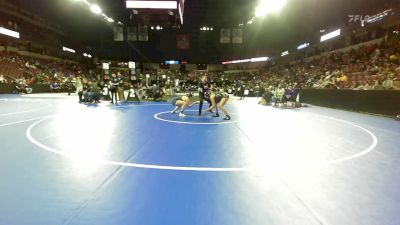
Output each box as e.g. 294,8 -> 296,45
90,4 -> 102,14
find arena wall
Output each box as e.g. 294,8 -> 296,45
300,89 -> 400,117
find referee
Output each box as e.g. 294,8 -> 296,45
198,75 -> 215,116
110,73 -> 119,104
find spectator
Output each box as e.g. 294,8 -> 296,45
373,80 -> 385,90
89,81 -> 101,103
382,74 -> 395,90
0,75 -> 7,84
50,81 -> 61,92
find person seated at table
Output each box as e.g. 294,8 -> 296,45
50,81 -> 61,92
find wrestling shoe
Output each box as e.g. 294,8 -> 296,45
223,115 -> 231,120
179,112 -> 186,117
212,113 -> 220,117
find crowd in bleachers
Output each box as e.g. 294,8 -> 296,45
129,35 -> 400,96
1,32 -> 400,100
0,51 -> 95,92
259,34 -> 400,91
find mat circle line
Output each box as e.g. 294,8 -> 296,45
26,113 -> 378,172
154,110 -> 240,125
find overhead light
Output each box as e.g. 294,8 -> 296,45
63,46 -> 76,53
255,0 -> 287,17
151,26 -> 154,30
72,1 -> 117,25
90,4 -> 102,14
166,60 -> 180,65
178,2 -> 184,24
206,27 -> 209,30
235,59 -> 251,63
126,1 -> 177,9
320,29 -> 341,42
0,27 -> 20,38
281,51 -> 289,56
251,57 -> 269,62
210,28 -> 213,31
231,59 -> 251,64
117,21 -> 123,25
320,29 -> 325,33
83,53 -> 92,58
297,42 -> 310,50
255,7 -> 264,17
247,20 -> 253,24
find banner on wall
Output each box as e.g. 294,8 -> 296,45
127,27 -> 137,41
232,29 -> 243,44
220,29 -> 231,44
138,25 -> 148,41
113,27 -> 124,41
176,34 -> 190,49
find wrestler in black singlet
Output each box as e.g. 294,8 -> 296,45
212,91 -> 230,120
204,89 -> 226,117
215,92 -> 230,103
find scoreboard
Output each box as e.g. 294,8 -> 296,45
126,0 -> 185,24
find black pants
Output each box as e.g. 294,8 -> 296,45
67,84 -> 73,95
198,92 -> 217,116
198,92 -> 204,115
111,90 -> 117,103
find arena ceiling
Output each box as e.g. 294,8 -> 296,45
10,0 -> 397,62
